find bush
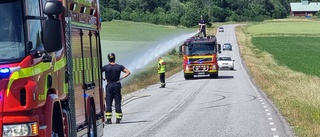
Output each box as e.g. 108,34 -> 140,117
102,8 -> 120,21
316,10 -> 320,17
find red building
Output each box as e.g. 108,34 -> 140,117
290,0 -> 320,16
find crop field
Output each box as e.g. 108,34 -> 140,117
252,37 -> 320,77
247,20 -> 320,36
239,20 -> 320,137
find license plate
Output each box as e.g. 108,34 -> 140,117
197,72 -> 205,75
223,63 -> 228,65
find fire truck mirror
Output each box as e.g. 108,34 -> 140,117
43,18 -> 62,52
179,46 -> 183,55
43,1 -> 63,16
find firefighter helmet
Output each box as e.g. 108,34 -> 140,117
107,53 -> 116,62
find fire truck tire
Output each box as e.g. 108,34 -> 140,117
52,103 -> 64,137
210,73 -> 218,78
88,105 -> 97,137
184,74 -> 193,80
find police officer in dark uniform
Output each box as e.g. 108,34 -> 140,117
102,53 -> 131,124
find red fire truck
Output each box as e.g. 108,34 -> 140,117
0,0 -> 104,136
179,35 -> 221,80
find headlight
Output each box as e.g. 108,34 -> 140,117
3,122 -> 38,137
186,65 -> 189,71
212,65 -> 217,70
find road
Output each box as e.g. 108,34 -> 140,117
103,24 -> 294,137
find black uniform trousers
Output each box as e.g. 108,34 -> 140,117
199,28 -> 206,37
105,82 -> 122,114
160,73 -> 165,85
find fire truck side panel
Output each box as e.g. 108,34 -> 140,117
0,0 -> 104,136
71,28 -> 86,126
67,0 -> 104,135
70,27 -> 104,136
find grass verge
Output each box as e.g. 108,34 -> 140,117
236,24 -> 320,137
121,54 -> 182,95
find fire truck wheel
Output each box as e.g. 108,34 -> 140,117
184,74 -> 193,80
88,105 -> 97,137
210,74 -> 218,79
52,106 -> 63,137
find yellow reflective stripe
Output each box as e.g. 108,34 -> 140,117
106,112 -> 112,119
7,57 -> 66,97
54,57 -> 66,72
6,62 -> 51,96
115,113 -> 122,119
38,73 -> 50,101
34,62 -> 52,74
64,83 -> 68,94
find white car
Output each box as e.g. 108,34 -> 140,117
218,56 -> 234,70
218,27 -> 224,32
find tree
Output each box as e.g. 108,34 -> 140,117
180,2 -> 200,27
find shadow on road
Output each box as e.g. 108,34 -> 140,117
217,75 -> 234,79
189,75 -> 234,80
116,120 -> 149,124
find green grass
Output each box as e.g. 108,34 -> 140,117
247,21 -> 320,36
239,19 -> 320,137
252,37 -> 320,77
121,54 -> 182,94
99,20 -> 190,94
100,20 -> 194,41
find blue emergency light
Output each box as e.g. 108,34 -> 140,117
0,68 -> 11,79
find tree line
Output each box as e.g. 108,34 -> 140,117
100,0 -> 320,27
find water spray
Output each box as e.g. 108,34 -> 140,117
123,31 -> 198,81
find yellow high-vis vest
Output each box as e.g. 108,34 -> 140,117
158,59 -> 166,73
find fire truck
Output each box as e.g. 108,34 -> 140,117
179,35 -> 221,80
0,0 -> 104,136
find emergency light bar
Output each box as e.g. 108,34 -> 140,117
0,67 -> 21,79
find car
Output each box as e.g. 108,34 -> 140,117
218,56 -> 235,70
223,43 -> 232,51
218,27 -> 224,32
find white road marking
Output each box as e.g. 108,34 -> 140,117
271,128 -> 277,131
270,122 -> 274,125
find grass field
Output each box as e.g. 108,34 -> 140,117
252,37 -> 320,77
100,20 -> 194,41
239,20 -> 320,137
100,20 -> 193,94
100,20 -> 195,67
247,20 -> 320,36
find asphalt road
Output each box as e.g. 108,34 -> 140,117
103,24 -> 294,137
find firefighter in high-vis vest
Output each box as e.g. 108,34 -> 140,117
158,57 -> 166,88
102,53 -> 131,124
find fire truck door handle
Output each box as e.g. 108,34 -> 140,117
84,82 -> 95,90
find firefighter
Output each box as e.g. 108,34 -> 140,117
158,57 -> 166,88
198,15 -> 206,37
102,53 -> 131,124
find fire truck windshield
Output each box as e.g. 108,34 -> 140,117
0,0 -> 25,63
186,43 -> 217,56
